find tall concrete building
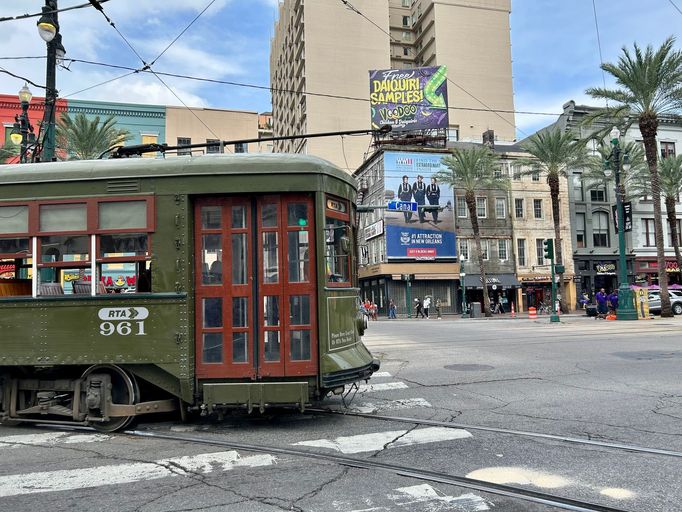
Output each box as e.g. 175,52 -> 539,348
270,0 -> 516,170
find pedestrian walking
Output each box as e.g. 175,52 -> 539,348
370,301 -> 378,320
414,298 -> 425,318
435,298 -> 442,319
423,296 -> 431,318
388,299 -> 397,319
608,290 -> 619,313
595,288 -> 608,319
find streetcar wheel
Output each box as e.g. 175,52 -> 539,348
81,365 -> 139,432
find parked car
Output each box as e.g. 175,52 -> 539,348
647,289 -> 682,315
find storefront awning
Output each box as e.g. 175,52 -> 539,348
461,273 -> 521,289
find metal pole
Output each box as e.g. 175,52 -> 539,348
550,257 -> 560,322
40,0 -> 58,162
406,277 -> 412,318
19,104 -> 29,163
613,140 -> 638,320
460,274 -> 467,317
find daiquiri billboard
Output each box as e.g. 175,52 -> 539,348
383,151 -> 456,260
369,66 -> 448,132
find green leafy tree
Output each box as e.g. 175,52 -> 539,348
520,129 -> 591,312
585,36 -> 682,317
436,146 -> 508,317
56,113 -> 131,160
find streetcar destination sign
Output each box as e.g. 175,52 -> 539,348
387,200 -> 418,212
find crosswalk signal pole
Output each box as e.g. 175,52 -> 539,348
543,239 -> 560,323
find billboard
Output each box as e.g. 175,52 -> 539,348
383,151 -> 456,260
369,66 -> 449,132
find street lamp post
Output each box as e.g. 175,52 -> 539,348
608,127 -> 638,321
10,84 -> 35,163
37,0 -> 62,162
459,254 -> 467,317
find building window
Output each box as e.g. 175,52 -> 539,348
447,127 -> 459,142
515,198 -> 524,218
661,142 -> 676,159
575,213 -> 586,248
512,164 -> 521,181
495,198 -> 506,218
476,197 -> 487,218
459,239 -> 469,260
403,47 -> 410,56
643,218 -> 655,247
177,137 -> 191,156
593,211 -> 610,247
573,174 -> 584,201
498,239 -> 508,261
590,188 -> 606,202
517,238 -> 526,267
536,239 -> 545,265
235,142 -> 248,153
480,239 -> 489,260
533,199 -> 543,219
531,172 -> 540,182
402,0 -> 410,6
206,139 -> 220,154
668,219 -> 682,246
456,196 -> 468,218
402,15 -> 409,26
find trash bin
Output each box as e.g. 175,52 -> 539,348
586,305 -> 597,317
470,302 -> 482,318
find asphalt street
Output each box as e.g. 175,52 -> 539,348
0,315 -> 680,511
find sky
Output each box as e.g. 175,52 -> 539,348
0,0 -> 680,140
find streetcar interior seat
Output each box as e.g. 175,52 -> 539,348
39,283 -> 64,296
72,281 -> 107,295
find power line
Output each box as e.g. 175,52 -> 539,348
62,71 -> 137,98
668,0 -> 682,15
591,0 -> 608,108
340,0 -> 397,43
46,56 -> 562,118
0,0 -> 111,23
0,67 -> 46,89
149,0 -> 217,67
88,0 -> 225,146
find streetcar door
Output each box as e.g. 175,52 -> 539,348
194,196 -> 317,380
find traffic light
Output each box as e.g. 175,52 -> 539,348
543,239 -> 554,260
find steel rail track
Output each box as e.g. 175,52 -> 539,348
307,408 -> 682,459
126,429 -> 630,512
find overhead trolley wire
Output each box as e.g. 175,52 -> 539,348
0,0 -> 111,23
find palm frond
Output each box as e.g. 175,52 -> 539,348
519,129 -> 592,180
56,113 -> 132,160
436,146 -> 508,194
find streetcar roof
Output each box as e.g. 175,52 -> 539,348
0,153 -> 355,188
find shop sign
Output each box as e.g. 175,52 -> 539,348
594,262 -> 616,274
407,248 -> 436,260
364,220 -> 384,240
0,263 -> 14,276
666,261 -> 680,273
480,276 -> 501,284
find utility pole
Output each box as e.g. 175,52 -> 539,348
37,0 -> 62,162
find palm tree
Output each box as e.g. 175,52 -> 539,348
520,129 -> 591,312
586,36 -> 682,317
56,113 -> 131,160
437,146 -> 507,317
582,139 -> 649,201
0,141 -> 19,164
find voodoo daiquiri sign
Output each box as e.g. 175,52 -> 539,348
369,66 -> 449,132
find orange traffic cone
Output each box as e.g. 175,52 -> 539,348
511,302 -> 516,318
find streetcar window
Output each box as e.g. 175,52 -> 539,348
0,206 -> 28,234
202,333 -> 223,363
98,201 -> 147,230
325,219 -> 350,284
40,235 -> 89,263
263,232 -> 279,283
290,330 -> 311,361
202,234 -> 223,285
99,233 -> 149,258
39,204 -> 87,232
288,231 -> 309,282
201,206 -> 221,229
0,237 -> 29,255
232,234 -> 248,285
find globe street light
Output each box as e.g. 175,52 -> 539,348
36,0 -> 62,162
11,83 -> 35,163
606,127 -> 637,320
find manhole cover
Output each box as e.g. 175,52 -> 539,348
444,364 -> 495,371
612,351 -> 682,361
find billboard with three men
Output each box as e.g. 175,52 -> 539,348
383,151 -> 456,260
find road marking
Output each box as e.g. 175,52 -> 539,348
466,467 -> 571,489
0,432 -> 110,449
391,484 -> 490,511
339,398 -> 433,414
357,382 -> 409,393
293,427 -> 471,454
0,450 -> 276,497
370,372 -> 392,378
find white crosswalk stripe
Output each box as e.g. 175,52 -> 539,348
0,432 -> 110,449
391,484 -> 490,511
328,397 -> 433,414
0,450 -> 277,497
357,381 -> 409,393
292,426 -> 472,454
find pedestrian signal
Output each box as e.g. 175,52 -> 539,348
543,239 -> 554,260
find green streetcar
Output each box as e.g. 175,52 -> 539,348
0,154 -> 377,431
